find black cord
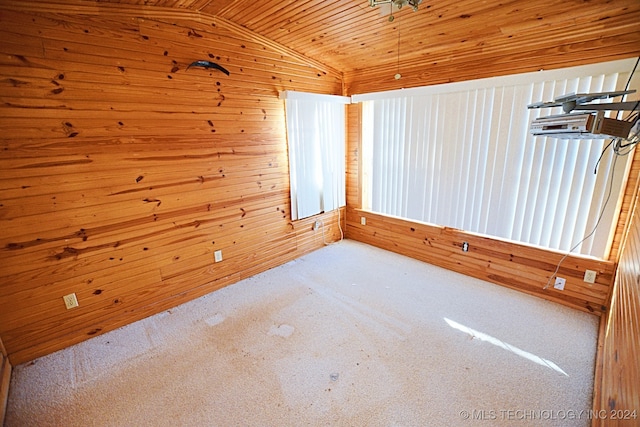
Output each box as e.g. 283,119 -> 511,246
623,57 -> 640,121
615,138 -> 639,151
594,140 -> 615,174
623,57 -> 639,92
625,103 -> 640,121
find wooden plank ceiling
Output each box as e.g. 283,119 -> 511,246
94,0 -> 640,78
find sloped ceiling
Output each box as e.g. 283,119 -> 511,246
7,0 -> 640,92
102,1 -> 640,66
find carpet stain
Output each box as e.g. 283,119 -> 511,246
267,324 -> 295,338
205,313 -> 225,326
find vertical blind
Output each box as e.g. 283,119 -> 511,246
280,91 -> 349,220
354,59 -> 637,258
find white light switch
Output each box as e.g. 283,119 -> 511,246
214,250 -> 223,263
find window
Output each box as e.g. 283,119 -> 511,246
353,59 -> 637,258
280,91 -> 349,220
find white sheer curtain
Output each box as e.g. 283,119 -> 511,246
280,91 -> 349,220
354,59 -> 637,258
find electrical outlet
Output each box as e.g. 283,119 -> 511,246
584,270 -> 597,284
214,250 -> 223,263
554,277 -> 566,291
63,293 -> 79,309
313,220 -> 320,230
462,242 -> 469,252
361,217 -> 366,225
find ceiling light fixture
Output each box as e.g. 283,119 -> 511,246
369,0 -> 422,22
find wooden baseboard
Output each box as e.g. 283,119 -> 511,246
0,352 -> 11,426
591,314 -> 608,427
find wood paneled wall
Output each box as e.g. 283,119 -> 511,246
0,5 -> 343,365
0,336 -> 10,426
593,165 -> 640,426
345,103 -> 617,315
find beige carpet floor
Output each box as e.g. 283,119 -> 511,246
5,240 -> 599,426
